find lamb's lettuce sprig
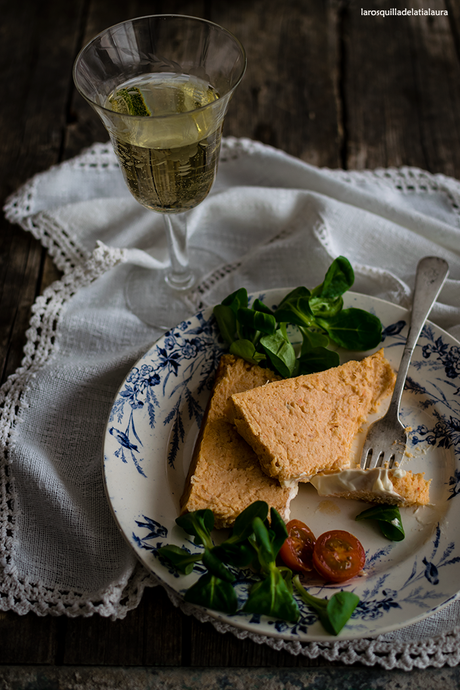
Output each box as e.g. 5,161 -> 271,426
293,575 -> 360,635
355,503 -> 405,541
213,256 -> 382,377
159,508 -> 238,614
242,509 -> 300,622
158,502 -> 360,635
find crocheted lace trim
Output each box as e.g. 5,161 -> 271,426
159,583 -> 460,671
331,165 -> 460,221
5,138 -> 460,278
223,137 -> 460,221
3,143 -> 118,274
3,138 -> 460,667
0,242 -> 157,620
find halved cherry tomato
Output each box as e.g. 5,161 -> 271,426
312,530 -> 365,583
279,519 -> 316,575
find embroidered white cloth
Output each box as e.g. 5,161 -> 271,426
3,137 -> 460,669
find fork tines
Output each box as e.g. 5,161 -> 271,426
359,421 -> 408,471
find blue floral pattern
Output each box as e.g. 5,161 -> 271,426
380,317 -> 460,500
104,290 -> 460,640
131,513 -> 460,635
108,314 -> 225,475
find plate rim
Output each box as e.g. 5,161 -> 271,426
102,288 -> 460,642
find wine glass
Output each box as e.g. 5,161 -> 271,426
73,14 -> 246,328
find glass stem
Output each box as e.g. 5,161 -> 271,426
163,213 -> 195,291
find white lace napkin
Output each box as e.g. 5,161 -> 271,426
3,137 -> 460,669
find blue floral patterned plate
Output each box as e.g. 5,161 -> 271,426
103,290 -> 460,641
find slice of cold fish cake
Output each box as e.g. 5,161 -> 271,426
180,354 -> 297,529
231,350 -> 396,488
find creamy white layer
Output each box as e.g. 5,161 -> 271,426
309,467 -> 407,498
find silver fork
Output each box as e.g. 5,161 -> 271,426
360,256 -> 449,470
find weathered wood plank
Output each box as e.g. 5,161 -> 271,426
213,0 -> 343,168
184,613 -> 342,667
0,0 -> 85,190
407,0 -> 460,178
59,587 -> 183,666
0,610 -> 61,664
0,0 -> 86,382
0,231 -> 42,380
61,605 -> 147,667
0,0 -> 85,664
447,0 -> 460,44
344,0 -> 460,176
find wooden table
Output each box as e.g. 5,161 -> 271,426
1,0 -> 460,686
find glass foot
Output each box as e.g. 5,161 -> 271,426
124,247 -> 220,329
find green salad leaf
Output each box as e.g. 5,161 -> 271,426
175,509 -> 215,548
293,575 -> 360,635
355,504 -> 405,541
243,563 -> 299,623
158,502 -> 361,634
317,308 -> 383,351
260,326 -> 297,378
213,500 -> 269,568
212,256 -> 383,378
156,544 -> 202,575
312,254 -> 355,300
243,511 -> 300,622
184,572 -> 238,614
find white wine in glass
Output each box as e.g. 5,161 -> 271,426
107,74 -> 221,213
73,15 -> 246,328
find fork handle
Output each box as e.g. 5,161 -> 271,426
389,256 -> 449,420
